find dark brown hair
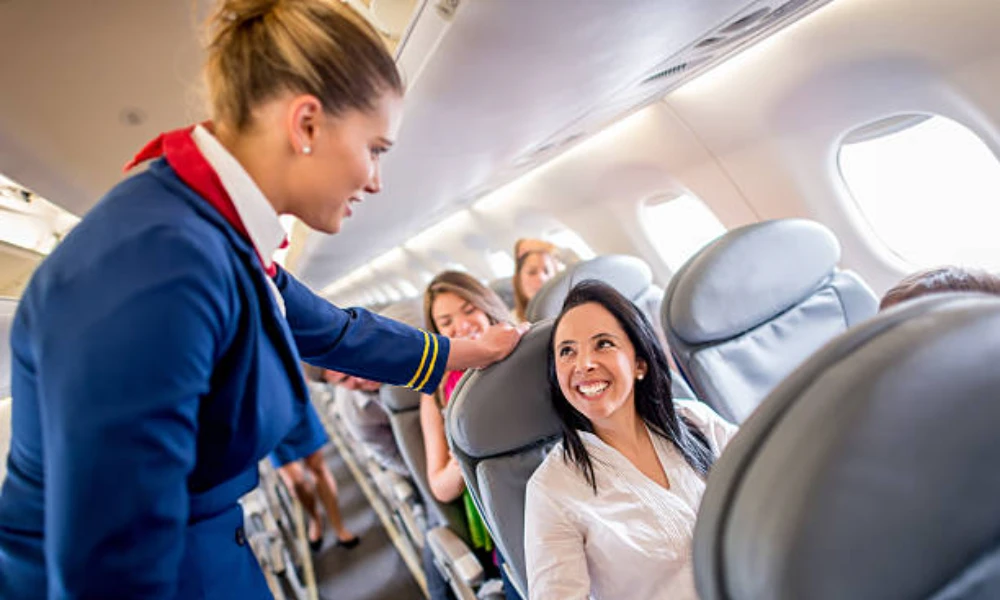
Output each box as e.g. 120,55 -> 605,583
548,281 -> 714,493
880,266 -> 1000,311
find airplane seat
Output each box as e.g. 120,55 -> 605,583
693,293 -> 1000,600
448,321 -> 561,598
0,298 -> 16,488
380,384 -> 470,541
524,254 -> 696,400
662,219 -> 877,423
378,299 -> 496,595
488,277 -> 516,310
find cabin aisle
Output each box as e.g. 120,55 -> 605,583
314,444 -> 425,600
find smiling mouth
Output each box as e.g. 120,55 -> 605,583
575,381 -> 610,398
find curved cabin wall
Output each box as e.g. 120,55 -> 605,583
351,0 -> 1000,303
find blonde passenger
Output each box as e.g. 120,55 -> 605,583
420,271 -> 523,599
525,281 -> 737,599
513,249 -> 560,321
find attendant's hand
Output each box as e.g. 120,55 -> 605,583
446,322 -> 529,371
479,322 -> 529,365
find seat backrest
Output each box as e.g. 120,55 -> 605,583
447,321 -> 561,594
694,293 -> 1000,600
378,299 -> 470,539
526,254 -> 658,323
0,298 -> 17,488
662,219 -> 877,423
488,277 -> 515,311
524,254 -> 696,400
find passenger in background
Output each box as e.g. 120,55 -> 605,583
879,266 -> 1000,310
512,246 -> 560,322
324,369 -> 408,477
525,281 -> 737,600
421,271 -> 522,600
515,236 -> 581,266
271,403 -> 360,553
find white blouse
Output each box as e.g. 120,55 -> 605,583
524,400 -> 738,600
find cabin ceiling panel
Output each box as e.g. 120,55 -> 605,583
296,0 -> 767,290
0,1 -> 212,216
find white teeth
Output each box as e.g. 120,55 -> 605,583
577,382 -> 609,396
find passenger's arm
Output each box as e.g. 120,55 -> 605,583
524,481 -> 591,599
419,394 -> 466,503
36,230 -> 226,598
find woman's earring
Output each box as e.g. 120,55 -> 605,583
637,373 -> 645,381
303,145 -> 312,155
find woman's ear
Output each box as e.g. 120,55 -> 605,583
636,358 -> 648,381
287,94 -> 323,155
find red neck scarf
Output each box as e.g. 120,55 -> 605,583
125,124 -> 286,277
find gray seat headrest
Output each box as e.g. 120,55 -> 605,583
448,321 -> 561,592
525,255 -> 653,322
379,384 -> 421,413
666,219 -> 840,343
489,277 -> 516,310
694,293 -> 1000,600
449,321 -> 560,457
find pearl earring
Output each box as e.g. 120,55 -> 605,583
637,373 -> 645,381
303,146 -> 312,155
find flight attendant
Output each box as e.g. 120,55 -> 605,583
0,1 -> 523,598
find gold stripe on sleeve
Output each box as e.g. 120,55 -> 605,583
416,333 -> 440,392
405,330 -> 431,389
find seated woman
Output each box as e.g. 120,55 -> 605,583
525,280 -> 737,600
512,246 -> 561,322
880,266 -> 1000,310
421,270 -> 522,600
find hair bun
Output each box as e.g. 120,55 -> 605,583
215,0 -> 280,27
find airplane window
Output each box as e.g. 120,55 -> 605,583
545,228 -> 596,260
839,115 -> 1000,270
486,250 -> 515,277
642,194 -> 726,271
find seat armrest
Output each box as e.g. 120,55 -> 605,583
389,473 -> 417,504
426,526 -> 484,587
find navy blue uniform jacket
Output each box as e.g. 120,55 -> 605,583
0,157 -> 448,599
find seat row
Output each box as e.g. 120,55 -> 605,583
445,218 -> 1000,598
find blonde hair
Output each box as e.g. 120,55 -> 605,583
423,271 -> 511,335
423,270 -> 511,407
513,249 -> 558,322
204,0 -> 403,130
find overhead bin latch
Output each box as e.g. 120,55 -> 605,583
435,0 -> 460,20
